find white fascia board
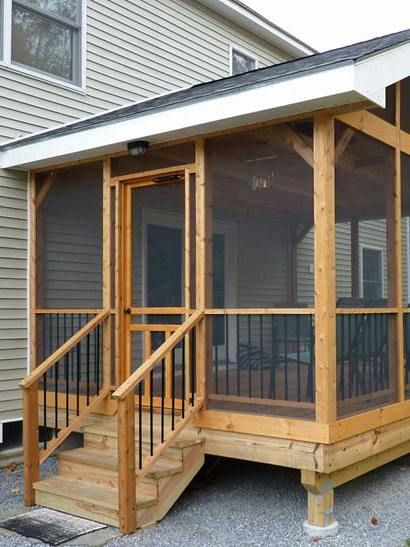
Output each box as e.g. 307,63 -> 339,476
199,0 -> 315,57
354,41 -> 410,99
1,63 -> 363,169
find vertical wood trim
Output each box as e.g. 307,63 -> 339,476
314,113 -> 337,424
350,220 -> 360,298
395,82 -> 405,401
117,393 -> 137,533
195,138 -> 208,400
122,185 -> 133,383
23,385 -> 39,505
29,172 -> 37,371
114,181 -> 122,386
184,169 -> 192,403
102,159 -> 112,388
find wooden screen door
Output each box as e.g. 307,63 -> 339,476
122,168 -> 195,400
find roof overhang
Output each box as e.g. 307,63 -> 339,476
198,0 -> 315,57
2,40 -> 410,171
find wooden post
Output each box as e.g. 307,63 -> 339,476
314,113 -> 337,424
23,385 -> 39,505
102,158 -> 112,389
302,470 -> 336,529
394,82 -> 405,400
117,393 -> 136,533
29,172 -> 37,370
350,220 -> 360,298
195,137 -> 211,401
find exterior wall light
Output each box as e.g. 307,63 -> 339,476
127,140 -> 150,157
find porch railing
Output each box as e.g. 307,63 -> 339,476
20,310 -> 111,505
112,309 -> 205,533
206,309 -> 315,418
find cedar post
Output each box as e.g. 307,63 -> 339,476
23,385 -> 39,505
195,137 -> 211,401
102,158 -> 112,389
117,393 -> 136,533
313,113 -> 337,424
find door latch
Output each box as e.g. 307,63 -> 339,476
124,307 -> 132,314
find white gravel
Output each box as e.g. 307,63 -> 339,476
1,456 -> 410,546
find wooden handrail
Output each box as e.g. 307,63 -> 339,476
113,309 -> 205,400
20,309 -> 110,390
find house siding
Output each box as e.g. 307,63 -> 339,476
0,0 -> 293,429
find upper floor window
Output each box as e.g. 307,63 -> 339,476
230,45 -> 258,76
0,0 -> 84,88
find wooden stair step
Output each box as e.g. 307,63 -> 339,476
58,447 -> 183,479
83,423 -> 202,450
34,475 -> 157,510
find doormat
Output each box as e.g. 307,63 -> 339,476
0,508 -> 107,545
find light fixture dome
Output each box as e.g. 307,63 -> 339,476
127,140 -> 150,157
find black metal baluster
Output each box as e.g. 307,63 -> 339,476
248,314 -> 252,397
384,314 -> 389,389
182,338 -> 186,418
171,347 -> 176,431
284,315 -> 288,400
375,313 -> 379,391
191,328 -> 195,405
259,315 -> 264,399
71,314 -> 75,381
215,322 -> 219,394
138,383 -> 143,469
270,315 -> 276,399
309,315 -> 314,402
354,315 -> 359,397
150,369 -> 154,456
48,315 -> 53,378
348,314 -> 353,399
43,371 -> 47,449
361,314 -> 366,394
86,332 -> 90,405
161,358 -> 165,443
296,315 -> 301,402
96,324 -> 100,395
54,363 -> 58,438
236,315 -> 240,396
65,352 -> 69,427
340,315 -> 345,401
225,315 -> 229,396
368,314 -> 372,393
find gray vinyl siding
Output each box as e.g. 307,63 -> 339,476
0,168 -> 27,424
0,1 -> 294,428
0,0 -> 291,143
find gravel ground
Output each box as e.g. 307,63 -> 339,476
1,456 -> 410,546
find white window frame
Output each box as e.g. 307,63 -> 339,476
360,244 -> 385,299
0,0 -> 86,91
229,43 -> 258,76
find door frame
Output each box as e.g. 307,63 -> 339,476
118,166 -> 195,385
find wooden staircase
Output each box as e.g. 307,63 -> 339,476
33,413 -> 205,528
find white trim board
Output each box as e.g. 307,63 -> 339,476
198,0 -> 315,57
4,41 -> 410,170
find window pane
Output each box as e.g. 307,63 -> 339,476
231,48 -> 256,75
12,4 -> 74,80
24,0 -> 78,21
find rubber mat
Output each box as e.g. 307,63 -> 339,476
0,508 -> 107,545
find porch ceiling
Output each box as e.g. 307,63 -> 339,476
1,29 -> 410,170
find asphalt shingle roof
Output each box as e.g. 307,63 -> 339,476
2,28 -> 410,150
